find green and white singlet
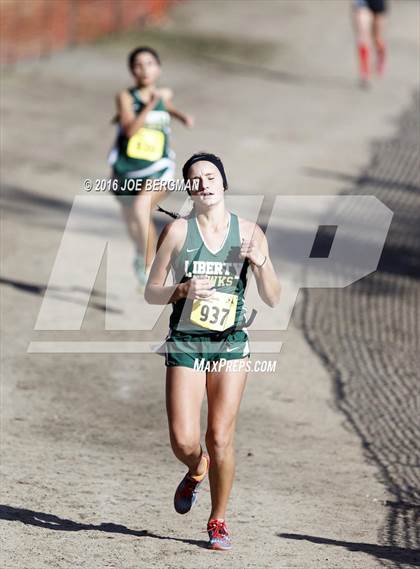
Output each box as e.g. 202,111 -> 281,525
163,212 -> 251,368
169,212 -> 249,334
110,87 -> 175,188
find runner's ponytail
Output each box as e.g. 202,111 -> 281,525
156,205 -> 180,219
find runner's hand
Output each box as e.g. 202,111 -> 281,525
183,114 -> 195,128
240,239 -> 266,267
184,277 -> 215,300
148,90 -> 161,107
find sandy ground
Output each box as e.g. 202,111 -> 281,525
1,1 -> 419,568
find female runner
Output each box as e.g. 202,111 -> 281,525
353,0 -> 388,85
109,46 -> 194,287
145,153 -> 281,550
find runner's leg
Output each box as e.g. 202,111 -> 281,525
205,366 -> 248,521
166,366 -> 208,475
120,201 -> 143,251
372,13 -> 386,75
134,183 -> 169,270
147,183 -> 170,268
353,5 -> 373,81
133,191 -> 154,270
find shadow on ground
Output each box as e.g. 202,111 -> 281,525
0,277 -> 121,314
279,533 -> 420,566
0,505 -> 209,549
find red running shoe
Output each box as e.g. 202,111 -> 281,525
206,518 -> 232,550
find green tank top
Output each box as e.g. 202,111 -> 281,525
169,212 -> 249,334
113,87 -> 171,178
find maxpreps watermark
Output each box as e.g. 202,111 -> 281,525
83,177 -> 199,192
193,358 -> 277,373
28,194 -> 394,354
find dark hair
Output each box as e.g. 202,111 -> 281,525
182,152 -> 228,191
128,46 -> 161,70
156,153 -> 228,220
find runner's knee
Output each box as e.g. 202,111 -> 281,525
170,433 -> 201,457
205,428 -> 234,453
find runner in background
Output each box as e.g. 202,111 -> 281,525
109,46 -> 194,288
352,0 -> 388,86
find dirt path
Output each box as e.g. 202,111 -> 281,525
1,2 -> 419,568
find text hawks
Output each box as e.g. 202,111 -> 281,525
183,260 -> 242,288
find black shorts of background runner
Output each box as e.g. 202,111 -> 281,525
355,0 -> 387,14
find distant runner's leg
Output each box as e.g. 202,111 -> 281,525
372,12 -> 386,76
353,4 -> 373,83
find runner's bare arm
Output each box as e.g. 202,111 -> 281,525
144,221 -> 184,304
116,89 -> 159,138
240,221 -> 281,307
160,88 -> 194,128
145,219 -> 215,303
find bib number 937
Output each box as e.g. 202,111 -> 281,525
190,291 -> 238,332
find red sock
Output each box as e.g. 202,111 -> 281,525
358,43 -> 370,80
376,40 -> 386,75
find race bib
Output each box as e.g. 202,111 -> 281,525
126,127 -> 165,161
190,291 -> 238,332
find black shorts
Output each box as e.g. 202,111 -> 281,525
355,0 -> 387,14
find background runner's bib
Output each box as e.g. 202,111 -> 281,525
112,87 -> 171,179
169,213 -> 249,335
126,127 -> 165,161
